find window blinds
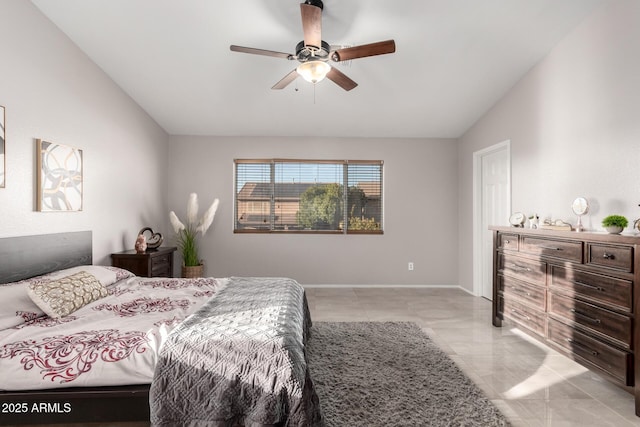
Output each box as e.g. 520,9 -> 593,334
235,159 -> 383,234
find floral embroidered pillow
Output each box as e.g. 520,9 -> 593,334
27,271 -> 108,318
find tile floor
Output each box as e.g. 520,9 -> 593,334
304,286 -> 640,427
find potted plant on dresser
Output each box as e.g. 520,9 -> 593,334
169,193 -> 220,278
601,214 -> 628,234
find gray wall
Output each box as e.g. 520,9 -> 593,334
458,0 -> 640,292
0,0 -> 169,265
167,136 -> 459,286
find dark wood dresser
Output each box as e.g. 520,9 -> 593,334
111,246 -> 176,278
490,226 -> 640,415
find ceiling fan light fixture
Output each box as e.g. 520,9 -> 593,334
296,60 -> 331,84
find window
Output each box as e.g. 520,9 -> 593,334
235,159 -> 383,234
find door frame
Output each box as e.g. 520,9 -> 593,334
472,140 -> 511,298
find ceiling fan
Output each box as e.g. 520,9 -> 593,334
230,0 -> 396,91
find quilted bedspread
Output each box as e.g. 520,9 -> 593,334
149,277 -> 322,427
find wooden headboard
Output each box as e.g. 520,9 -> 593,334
0,231 -> 92,283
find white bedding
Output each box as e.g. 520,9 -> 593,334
0,267 -> 224,391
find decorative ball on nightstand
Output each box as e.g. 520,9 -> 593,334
134,234 -> 147,253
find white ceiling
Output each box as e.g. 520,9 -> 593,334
31,0 -> 604,138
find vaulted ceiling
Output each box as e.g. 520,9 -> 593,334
32,0 -> 604,138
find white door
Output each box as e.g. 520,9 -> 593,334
473,141 -> 510,300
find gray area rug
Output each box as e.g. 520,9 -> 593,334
307,322 -> 510,427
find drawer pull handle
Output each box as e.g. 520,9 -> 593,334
509,286 -> 532,297
510,309 -> 531,321
603,253 -> 615,260
566,338 -> 599,356
539,245 -> 562,251
509,263 -> 532,272
573,281 -> 604,292
570,308 -> 601,324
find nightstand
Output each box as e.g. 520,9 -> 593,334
111,246 -> 176,278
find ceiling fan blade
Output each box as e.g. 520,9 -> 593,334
331,40 -> 396,62
300,3 -> 322,48
326,67 -> 357,91
272,69 -> 299,90
230,45 -> 293,60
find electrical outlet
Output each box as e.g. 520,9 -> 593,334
408,262 -> 414,271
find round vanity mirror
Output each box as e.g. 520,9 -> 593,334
572,197 -> 589,216
572,197 -> 589,232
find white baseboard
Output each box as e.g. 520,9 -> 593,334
302,283 -> 475,295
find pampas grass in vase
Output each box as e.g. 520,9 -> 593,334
169,193 -> 219,277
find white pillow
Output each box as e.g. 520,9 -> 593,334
27,271 -> 108,318
0,281 -> 45,330
0,266 -> 134,329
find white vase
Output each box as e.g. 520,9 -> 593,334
605,226 -> 623,234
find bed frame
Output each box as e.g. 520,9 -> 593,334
0,231 -> 151,425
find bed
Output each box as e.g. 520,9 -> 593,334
0,231 -> 321,426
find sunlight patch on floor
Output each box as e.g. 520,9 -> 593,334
503,328 -> 590,399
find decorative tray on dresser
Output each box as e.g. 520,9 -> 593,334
490,226 -> 640,416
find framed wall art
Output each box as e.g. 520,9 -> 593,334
36,139 -> 83,212
0,105 -> 5,188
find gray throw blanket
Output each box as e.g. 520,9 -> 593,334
149,277 -> 322,426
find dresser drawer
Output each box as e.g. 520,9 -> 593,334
549,266 -> 632,312
111,258 -> 147,277
520,236 -> 582,262
498,253 -> 546,285
498,296 -> 545,337
498,233 -> 519,251
548,293 -> 631,348
586,243 -> 633,273
151,254 -> 171,277
548,318 -> 631,385
498,274 -> 545,311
